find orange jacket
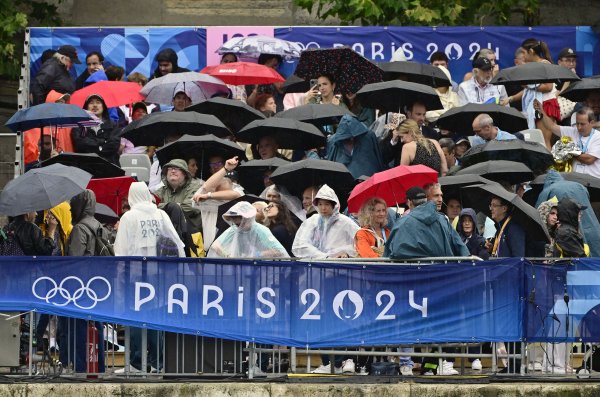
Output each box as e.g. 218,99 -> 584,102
354,227 -> 390,258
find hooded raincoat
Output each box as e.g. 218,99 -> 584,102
208,201 -> 288,258
114,182 -> 185,257
456,208 -> 489,260
31,57 -> 76,105
151,49 -> 191,80
292,184 -> 360,258
384,201 -> 469,259
40,201 -> 73,255
326,115 -> 385,179
554,198 -> 588,258
259,184 -> 305,222
67,189 -> 109,256
535,171 -> 600,257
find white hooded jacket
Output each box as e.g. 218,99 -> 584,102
114,182 -> 185,257
292,184 -> 359,258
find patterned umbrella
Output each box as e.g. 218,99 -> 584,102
216,35 -> 302,60
294,47 -> 384,94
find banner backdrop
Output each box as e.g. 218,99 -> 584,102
0,257 -> 523,347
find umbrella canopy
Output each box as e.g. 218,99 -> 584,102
140,72 -> 229,104
95,202 -> 119,224
0,164 -> 92,216
236,118 -> 326,150
379,61 -> 451,88
200,62 -> 285,85
87,176 -> 137,216
283,74 -> 310,94
356,80 -> 443,113
269,159 -> 355,196
455,160 -> 534,185
436,103 -> 528,134
70,80 -> 144,108
120,112 -> 232,147
294,47 -> 383,94
491,62 -> 580,85
461,183 -> 550,242
216,35 -> 302,60
237,158 -> 291,195
347,164 -> 438,213
155,134 -> 245,179
275,104 -> 354,128
523,172 -> 600,205
559,77 -> 600,102
185,97 -> 265,133
5,103 -> 97,132
438,174 -> 495,199
39,153 -> 124,179
459,140 -> 553,174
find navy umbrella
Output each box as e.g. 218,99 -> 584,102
0,164 -> 92,216
5,103 -> 95,132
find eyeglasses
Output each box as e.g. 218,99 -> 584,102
489,203 -> 505,209
264,204 -> 275,211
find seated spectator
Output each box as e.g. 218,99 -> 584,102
537,198 -> 559,257
105,65 -> 125,81
254,93 -> 277,117
292,184 -> 359,258
31,45 -> 79,105
457,208 -> 489,259
397,120 -> 447,176
425,66 -> 459,123
458,56 -> 508,106
260,184 -> 304,222
247,54 -> 284,111
72,94 -> 121,165
120,102 -> 148,154
172,84 -> 192,111
304,74 -> 340,105
445,197 -> 462,226
253,201 -> 269,225
471,114 -> 517,146
264,201 -> 298,255
302,186 -> 319,216
208,201 -> 288,258
354,197 -> 390,258
341,92 -> 375,127
554,198 -> 590,258
151,48 -> 190,80
488,195 -> 526,258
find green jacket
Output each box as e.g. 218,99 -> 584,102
156,159 -> 202,233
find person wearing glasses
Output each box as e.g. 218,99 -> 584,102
487,196 -> 525,258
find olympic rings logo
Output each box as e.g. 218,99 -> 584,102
32,276 -> 112,310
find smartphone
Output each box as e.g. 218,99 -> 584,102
310,79 -> 318,90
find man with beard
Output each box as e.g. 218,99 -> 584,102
458,57 -> 508,106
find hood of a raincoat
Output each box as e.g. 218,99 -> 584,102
70,189 -> 96,224
45,90 -> 69,103
409,201 -> 439,226
260,184 -> 305,222
329,114 -> 369,144
156,48 -> 179,70
161,158 -> 192,184
85,70 -> 108,85
558,198 -> 583,228
537,197 -> 558,227
128,181 -> 155,208
456,208 -> 479,237
41,201 -> 73,245
223,201 -> 257,231
312,184 -> 340,212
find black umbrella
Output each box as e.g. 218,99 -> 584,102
275,104 -> 354,128
356,80 -> 443,113
379,61 -> 451,88
237,158 -> 291,195
523,172 -> 600,205
0,164 -> 92,216
455,160 -> 534,185
461,183 -> 550,242
294,47 -> 384,94
155,134 -> 245,179
185,97 -> 265,133
215,194 -> 263,240
236,118 -> 326,150
120,112 -> 231,147
559,77 -> 600,102
283,74 -> 310,94
491,62 -> 580,85
459,140 -> 553,174
436,103 -> 528,133
269,159 -> 355,196
38,153 -> 125,179
95,202 -> 119,225
438,174 -> 495,199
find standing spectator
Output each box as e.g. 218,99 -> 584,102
151,48 -> 190,80
456,208 -> 489,259
458,57 -> 508,106
488,195 -> 526,258
556,47 -> 578,94
5,211 -> 55,256
75,51 -> 104,89
31,45 -> 80,105
554,198 -> 589,258
246,54 -> 284,111
341,92 -> 375,127
537,198 -> 559,257
304,74 -> 340,105
263,201 -> 298,256
425,182 -> 444,212
354,197 -> 390,258
445,197 -> 462,226
425,66 -> 459,123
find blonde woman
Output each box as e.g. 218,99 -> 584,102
397,119 -> 448,176
354,197 -> 390,258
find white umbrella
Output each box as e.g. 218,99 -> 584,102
216,35 -> 302,60
140,72 -> 229,104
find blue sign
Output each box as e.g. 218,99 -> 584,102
0,257 -> 524,347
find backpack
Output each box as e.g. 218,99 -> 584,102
0,227 -> 25,256
156,233 -> 180,257
81,223 -> 114,256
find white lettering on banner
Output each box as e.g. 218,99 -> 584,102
237,286 -> 244,317
134,282 -> 155,311
375,290 -> 396,320
352,43 -> 365,56
426,43 -> 439,60
400,43 -> 414,60
256,287 -> 276,318
372,42 -> 385,60
300,289 -> 320,320
409,290 -> 428,318
332,290 -> 364,320
168,284 -> 188,314
202,285 -> 224,316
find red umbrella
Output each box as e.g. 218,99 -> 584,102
347,165 -> 438,213
200,62 -> 285,85
70,81 -> 144,108
87,176 -> 137,216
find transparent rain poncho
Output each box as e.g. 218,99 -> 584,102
260,184 -> 306,222
207,201 -> 289,258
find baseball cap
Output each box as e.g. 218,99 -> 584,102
57,45 -> 82,64
558,47 -> 577,59
454,136 -> 471,147
473,57 -> 493,71
406,187 -> 426,201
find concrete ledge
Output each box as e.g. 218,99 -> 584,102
1,382 -> 600,397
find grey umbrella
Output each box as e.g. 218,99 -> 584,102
0,164 -> 92,216
491,62 -> 580,85
559,77 -> 600,102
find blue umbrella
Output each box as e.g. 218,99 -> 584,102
5,103 -> 95,132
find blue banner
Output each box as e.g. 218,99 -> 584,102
0,257 -> 523,347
